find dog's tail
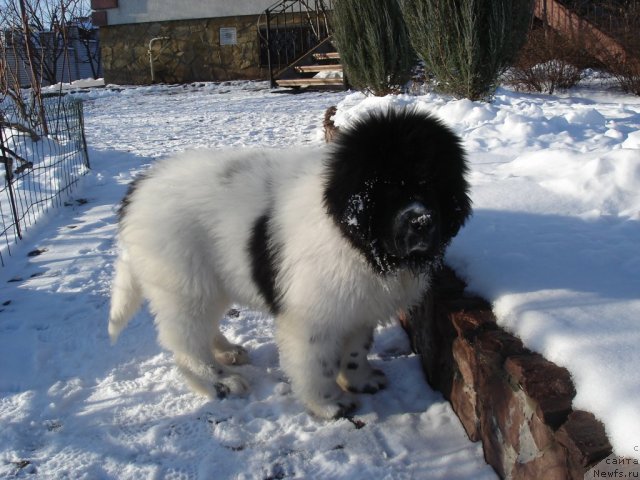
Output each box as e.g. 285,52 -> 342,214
108,253 -> 143,344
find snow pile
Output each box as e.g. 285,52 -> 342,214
41,78 -> 106,93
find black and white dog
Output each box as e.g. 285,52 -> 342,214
108,108 -> 471,419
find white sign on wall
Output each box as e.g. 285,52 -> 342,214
220,27 -> 238,46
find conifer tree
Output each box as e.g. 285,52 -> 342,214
401,0 -> 533,100
332,0 -> 414,96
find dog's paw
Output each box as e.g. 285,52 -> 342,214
214,345 -> 250,366
214,373 -> 250,398
337,367 -> 388,394
305,392 -> 360,420
179,360 -> 251,400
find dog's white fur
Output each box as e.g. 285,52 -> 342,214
109,148 -> 429,418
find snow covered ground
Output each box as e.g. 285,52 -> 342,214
0,76 -> 638,478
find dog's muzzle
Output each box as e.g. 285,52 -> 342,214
392,202 -> 437,257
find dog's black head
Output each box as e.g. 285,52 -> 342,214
323,108 -> 472,274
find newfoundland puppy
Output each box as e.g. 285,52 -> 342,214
108,108 -> 471,419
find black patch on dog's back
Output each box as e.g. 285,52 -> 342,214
248,213 -> 282,314
118,173 -> 150,224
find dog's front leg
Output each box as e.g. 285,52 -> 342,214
337,326 -> 388,394
275,317 -> 358,419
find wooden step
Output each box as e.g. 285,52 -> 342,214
313,52 -> 340,60
276,77 -> 344,88
295,64 -> 343,73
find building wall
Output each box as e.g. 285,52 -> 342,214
100,0 -> 274,25
100,15 -> 266,84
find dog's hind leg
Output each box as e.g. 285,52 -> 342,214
148,288 -> 249,399
108,254 -> 143,343
212,329 -> 250,366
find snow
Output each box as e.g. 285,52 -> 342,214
1,76 -> 639,477
40,78 -> 106,93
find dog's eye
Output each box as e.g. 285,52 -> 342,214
386,183 -> 403,194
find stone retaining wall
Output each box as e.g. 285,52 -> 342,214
100,15 -> 266,85
401,266 -> 613,479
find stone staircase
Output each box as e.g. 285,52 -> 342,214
259,0 -> 345,91
274,38 -> 344,90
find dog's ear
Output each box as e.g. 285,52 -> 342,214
323,149 -> 366,222
407,111 -> 472,241
323,115 -> 376,234
441,185 -> 472,240
434,143 -> 472,240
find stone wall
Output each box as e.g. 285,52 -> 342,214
401,266 -> 613,479
100,15 -> 267,85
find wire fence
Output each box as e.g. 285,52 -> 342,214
0,94 -> 90,266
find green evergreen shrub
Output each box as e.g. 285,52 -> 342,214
400,0 -> 534,100
332,0 -> 415,96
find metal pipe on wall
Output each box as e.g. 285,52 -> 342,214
148,36 -> 170,82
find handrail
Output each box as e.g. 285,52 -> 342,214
534,0 -> 637,67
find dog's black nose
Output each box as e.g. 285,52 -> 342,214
393,202 -> 437,256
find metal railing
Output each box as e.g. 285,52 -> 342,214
258,0 -> 333,87
534,0 -> 638,66
537,0 -> 639,48
559,0 -> 639,35
0,94 -> 90,265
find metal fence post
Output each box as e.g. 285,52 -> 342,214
76,100 -> 90,169
265,9 -> 276,88
0,126 -> 22,240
